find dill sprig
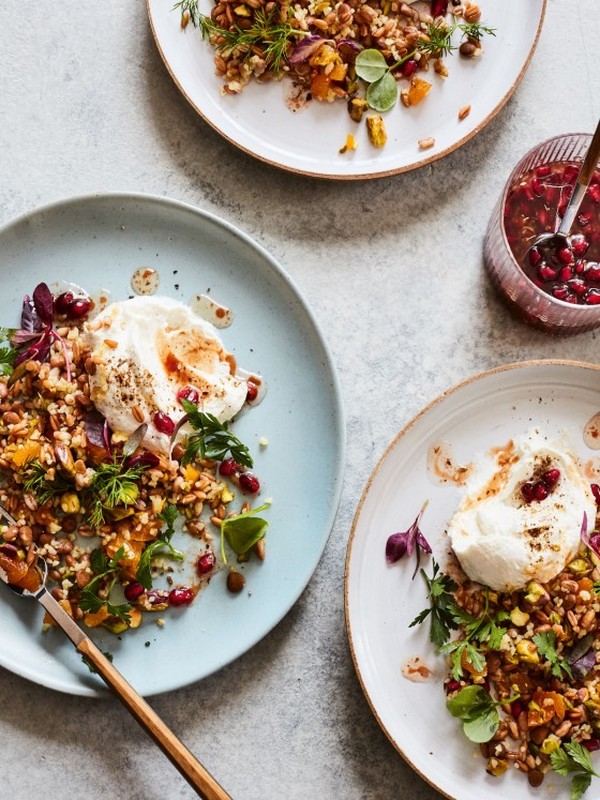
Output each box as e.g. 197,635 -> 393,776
23,461 -> 74,505
175,0 -> 307,72
418,20 -> 457,58
458,21 -> 496,42
86,459 -> 145,529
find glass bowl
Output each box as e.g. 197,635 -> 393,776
484,132 -> 600,335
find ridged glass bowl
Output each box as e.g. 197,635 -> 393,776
484,132 -> 599,335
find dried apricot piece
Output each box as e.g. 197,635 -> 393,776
407,77 -> 432,106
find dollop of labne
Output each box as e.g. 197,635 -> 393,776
84,296 -> 247,455
447,429 -> 595,592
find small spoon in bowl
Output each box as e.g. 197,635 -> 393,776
531,118 -> 600,263
0,510 -> 231,800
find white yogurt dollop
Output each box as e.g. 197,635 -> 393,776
447,429 -> 595,592
84,296 -> 248,455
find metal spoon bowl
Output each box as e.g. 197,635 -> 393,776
532,118 -> 600,262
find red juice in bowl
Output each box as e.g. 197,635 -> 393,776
484,132 -> 600,335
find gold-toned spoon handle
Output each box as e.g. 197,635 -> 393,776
39,591 -> 232,800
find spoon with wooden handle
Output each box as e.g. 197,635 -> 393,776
0,515 -> 231,800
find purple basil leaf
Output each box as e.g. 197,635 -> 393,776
32,282 -> 55,326
11,329 -> 44,345
385,532 -> 409,563
20,294 -> 41,333
288,36 -> 329,64
85,411 -> 109,450
123,451 -> 160,470
102,420 -> 112,454
416,531 -> 432,554
337,38 -> 362,53
570,641 -> 597,678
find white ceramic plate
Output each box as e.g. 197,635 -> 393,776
345,360 -> 600,800
147,0 -> 545,179
0,193 -> 345,697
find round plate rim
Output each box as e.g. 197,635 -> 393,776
146,0 -> 547,181
0,190 -> 346,697
344,357 -> 600,798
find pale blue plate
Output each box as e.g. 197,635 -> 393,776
0,193 -> 345,696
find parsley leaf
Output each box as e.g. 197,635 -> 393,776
180,399 -> 252,468
551,741 -> 600,800
409,560 -> 458,647
533,630 -> 573,679
439,639 -> 486,681
79,546 -> 131,623
136,505 -> 184,590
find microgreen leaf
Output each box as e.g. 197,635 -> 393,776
32,282 -> 54,326
220,502 -> 270,564
446,685 -> 500,743
366,72 -> 398,113
79,546 -> 131,624
137,539 -> 184,590
355,48 -> 388,82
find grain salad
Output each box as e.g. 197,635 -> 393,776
175,0 -> 495,128
387,434 -> 600,798
0,282 -> 269,636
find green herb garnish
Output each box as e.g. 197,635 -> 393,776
447,685 -> 518,744
355,18 -> 495,111
87,459 -> 146,529
136,504 -> 184,590
439,591 -> 509,679
0,327 -> 17,376
180,399 -> 253,468
174,0 -> 308,74
551,741 -> 600,800
220,502 -> 270,564
533,630 -> 573,680
82,650 -> 114,674
79,546 -> 132,623
23,460 -> 73,504
409,559 -> 458,648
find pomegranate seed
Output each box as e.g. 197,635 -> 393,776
177,386 -> 199,405
552,285 -> 570,301
589,184 -> 600,204
430,0 -> 448,16
542,468 -> 561,488
246,381 -> 258,403
169,586 -> 195,607
533,482 -> 549,501
538,265 -> 557,281
511,700 -> 525,719
400,58 -> 418,77
558,266 -> 573,281
69,297 -> 92,318
537,209 -> 549,227
530,177 -> 543,196
124,582 -> 145,601
521,483 -> 536,503
239,472 -> 260,494
219,458 -> 240,476
445,680 -> 461,694
578,212 -> 593,227
591,483 -> 600,505
0,543 -> 18,559
528,247 -> 543,267
557,246 -> 573,264
584,263 -> 600,282
584,739 -> 600,752
563,165 -> 579,183
571,235 -> 589,257
585,289 -> 600,305
536,165 -> 551,178
568,278 -> 587,295
153,411 -> 174,435
55,291 -> 74,314
574,260 -> 585,274
196,551 -> 216,576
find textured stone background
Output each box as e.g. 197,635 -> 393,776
0,1 -> 599,798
